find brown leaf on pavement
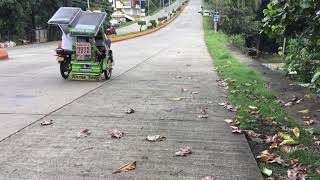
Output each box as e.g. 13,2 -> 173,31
112,161 -> 136,174
201,176 -> 217,180
109,129 -> 124,139
200,107 -> 208,115
168,97 -> 183,101
40,119 -> 54,126
198,114 -> 209,118
125,108 -> 135,114
175,147 -> 192,156
77,129 -> 91,138
224,119 -> 234,124
230,126 -> 243,134
181,88 -> 188,92
244,130 -> 261,138
146,135 -> 166,142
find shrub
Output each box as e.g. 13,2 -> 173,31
158,16 -> 167,22
285,38 -> 320,91
228,34 -> 248,54
137,20 -> 146,32
149,20 -> 157,28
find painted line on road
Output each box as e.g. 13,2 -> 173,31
0,47 -> 168,143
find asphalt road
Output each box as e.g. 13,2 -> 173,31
0,0 -> 263,179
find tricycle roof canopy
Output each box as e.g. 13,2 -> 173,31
48,7 -> 107,36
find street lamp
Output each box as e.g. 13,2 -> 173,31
87,0 -> 90,8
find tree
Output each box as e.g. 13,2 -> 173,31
0,0 -> 25,40
262,0 -> 320,88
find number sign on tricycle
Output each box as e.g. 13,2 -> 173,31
76,42 -> 91,56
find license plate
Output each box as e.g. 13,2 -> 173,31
76,42 -> 91,56
56,56 -> 64,62
71,74 -> 101,81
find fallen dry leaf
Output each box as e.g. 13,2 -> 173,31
168,97 -> 183,101
315,141 -> 320,145
109,129 -> 124,139
198,114 -> 209,118
219,102 -> 228,106
256,150 -> 286,166
265,177 -> 275,180
244,130 -> 261,138
146,135 -> 166,142
298,109 -> 310,114
315,168 -> 320,175
261,167 -> 272,176
281,145 -> 307,153
249,105 -> 258,111
285,102 -> 293,107
40,119 -> 54,126
225,119 -> 234,124
264,116 -> 276,122
270,143 -> 278,149
200,107 -> 208,115
77,129 -> 91,138
279,132 -> 299,146
292,127 -> 300,138
304,120 -> 315,125
125,108 -> 135,114
201,176 -> 217,180
230,126 -> 243,134
287,163 -> 309,180
257,150 -> 274,162
191,91 -> 199,94
112,161 -> 136,174
175,147 -> 192,156
181,88 -> 188,92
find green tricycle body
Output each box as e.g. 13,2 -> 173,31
48,7 -> 113,80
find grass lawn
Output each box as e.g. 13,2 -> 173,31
117,21 -> 137,29
203,16 -> 320,179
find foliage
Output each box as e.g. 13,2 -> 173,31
204,0 -> 277,56
263,0 -> 320,90
228,34 -> 248,54
149,20 -> 157,28
138,21 -> 146,32
158,16 -> 167,22
285,39 -> 320,90
0,0 -> 113,41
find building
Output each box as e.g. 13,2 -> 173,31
111,0 -> 146,23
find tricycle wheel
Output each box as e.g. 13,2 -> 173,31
60,61 -> 71,79
104,69 -> 112,80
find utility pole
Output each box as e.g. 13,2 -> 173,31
87,0 -> 90,9
148,0 -> 150,16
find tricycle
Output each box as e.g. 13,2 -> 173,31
48,7 -> 113,80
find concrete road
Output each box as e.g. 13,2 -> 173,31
0,0 -> 263,179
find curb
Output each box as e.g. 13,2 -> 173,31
0,49 -> 8,60
110,1 -> 189,43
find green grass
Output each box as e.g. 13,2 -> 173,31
203,16 -> 320,179
117,21 -> 137,28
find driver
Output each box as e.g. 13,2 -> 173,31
61,31 -> 72,51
